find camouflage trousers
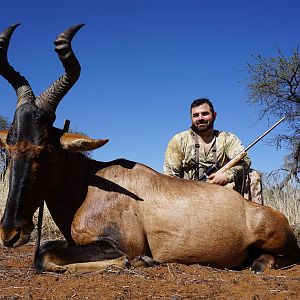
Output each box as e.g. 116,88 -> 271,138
226,169 -> 263,205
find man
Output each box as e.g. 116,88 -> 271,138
163,98 -> 262,202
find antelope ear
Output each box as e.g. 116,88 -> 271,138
0,130 -> 8,148
60,132 -> 109,152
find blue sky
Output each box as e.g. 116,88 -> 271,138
1,0 -> 299,173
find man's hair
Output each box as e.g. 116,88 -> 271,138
190,98 -> 215,114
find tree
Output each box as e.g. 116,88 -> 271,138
246,47 -> 300,188
0,115 -> 9,130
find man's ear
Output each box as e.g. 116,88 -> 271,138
60,132 -> 109,152
0,130 -> 8,148
213,112 -> 217,121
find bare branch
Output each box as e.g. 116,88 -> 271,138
246,46 -> 300,188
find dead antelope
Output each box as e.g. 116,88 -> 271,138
0,24 -> 299,274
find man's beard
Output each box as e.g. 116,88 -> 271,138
192,120 -> 214,134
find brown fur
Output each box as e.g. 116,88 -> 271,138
56,158 -> 300,271
1,127 -> 300,274
7,141 -> 45,154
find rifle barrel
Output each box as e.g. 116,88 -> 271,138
244,116 -> 287,152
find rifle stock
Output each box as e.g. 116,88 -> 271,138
215,151 -> 247,174
198,116 -> 287,180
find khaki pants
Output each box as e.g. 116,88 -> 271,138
244,169 -> 263,204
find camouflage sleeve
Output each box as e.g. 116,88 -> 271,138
163,135 -> 184,178
223,133 -> 251,183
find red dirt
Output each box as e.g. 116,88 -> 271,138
0,244 -> 299,300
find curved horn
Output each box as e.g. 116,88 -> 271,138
35,24 -> 84,118
0,24 -> 35,107
0,24 -> 19,65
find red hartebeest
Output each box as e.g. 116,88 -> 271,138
0,24 -> 299,274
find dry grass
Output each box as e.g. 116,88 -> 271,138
262,175 -> 300,239
263,184 -> 300,226
0,171 -> 299,242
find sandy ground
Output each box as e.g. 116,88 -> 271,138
0,243 -> 299,300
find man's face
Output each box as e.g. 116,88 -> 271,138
191,103 -> 216,133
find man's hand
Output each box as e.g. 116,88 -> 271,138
207,172 -> 229,186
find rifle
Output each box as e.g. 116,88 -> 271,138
198,116 -> 287,181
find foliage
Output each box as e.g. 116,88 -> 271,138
0,115 -> 9,130
246,47 -> 300,187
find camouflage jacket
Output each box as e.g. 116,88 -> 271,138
163,128 -> 251,182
